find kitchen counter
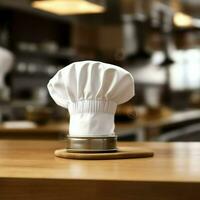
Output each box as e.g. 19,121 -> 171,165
0,140 -> 200,199
0,121 -> 68,139
1,109 -> 200,141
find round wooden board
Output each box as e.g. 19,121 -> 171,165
55,147 -> 154,160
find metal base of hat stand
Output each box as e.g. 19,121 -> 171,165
54,136 -> 154,160
66,136 -> 118,153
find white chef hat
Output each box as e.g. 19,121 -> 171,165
47,61 -> 134,137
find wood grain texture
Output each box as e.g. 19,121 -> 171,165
1,178 -> 200,200
0,140 -> 200,200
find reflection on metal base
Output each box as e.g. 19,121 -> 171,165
66,136 -> 117,153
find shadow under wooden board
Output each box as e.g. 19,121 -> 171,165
55,147 -> 154,160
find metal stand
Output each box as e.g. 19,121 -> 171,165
66,136 -> 117,153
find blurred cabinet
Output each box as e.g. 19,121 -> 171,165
2,10 -> 73,102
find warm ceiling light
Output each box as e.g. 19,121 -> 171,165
173,12 -> 193,27
32,0 -> 105,15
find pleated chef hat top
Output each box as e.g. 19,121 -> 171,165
48,61 -> 135,137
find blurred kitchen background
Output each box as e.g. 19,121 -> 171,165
0,0 -> 200,141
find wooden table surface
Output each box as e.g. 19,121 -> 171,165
0,140 -> 200,200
